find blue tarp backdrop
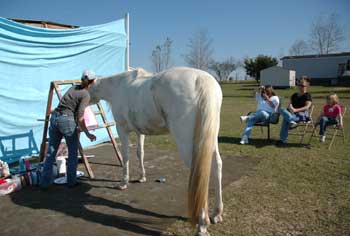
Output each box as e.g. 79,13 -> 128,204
0,17 -> 127,163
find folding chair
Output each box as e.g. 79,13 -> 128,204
252,116 -> 275,140
308,107 -> 347,150
247,96 -> 283,140
289,105 -> 315,144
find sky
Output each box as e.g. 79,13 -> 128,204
1,0 -> 349,72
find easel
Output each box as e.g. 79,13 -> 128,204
39,80 -> 123,179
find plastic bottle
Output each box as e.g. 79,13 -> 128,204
19,157 -> 26,172
3,162 -> 10,177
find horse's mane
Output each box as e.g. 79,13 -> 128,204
98,67 -> 152,82
133,67 -> 153,78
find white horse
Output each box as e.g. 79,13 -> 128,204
88,67 -> 223,236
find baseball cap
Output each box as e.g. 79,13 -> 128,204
81,70 -> 97,81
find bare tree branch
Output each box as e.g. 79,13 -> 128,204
289,39 -> 308,56
184,30 -> 213,71
210,57 -> 236,81
309,13 -> 345,54
151,38 -> 173,72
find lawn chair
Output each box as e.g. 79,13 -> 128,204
248,96 -> 283,140
288,105 -> 315,144
308,107 -> 347,150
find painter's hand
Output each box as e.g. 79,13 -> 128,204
87,133 -> 96,142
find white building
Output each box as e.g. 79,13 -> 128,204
281,52 -> 350,85
260,66 -> 296,88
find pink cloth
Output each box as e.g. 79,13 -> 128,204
323,104 -> 342,118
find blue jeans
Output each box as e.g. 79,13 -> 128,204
279,108 -> 309,142
40,113 -> 79,188
319,116 -> 338,136
242,110 -> 270,139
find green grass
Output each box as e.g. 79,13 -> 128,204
134,81 -> 350,236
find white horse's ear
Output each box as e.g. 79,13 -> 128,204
92,77 -> 101,86
133,68 -> 152,79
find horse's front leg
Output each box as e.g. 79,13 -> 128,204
136,134 -> 146,183
116,127 -> 129,190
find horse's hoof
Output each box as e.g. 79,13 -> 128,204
210,214 -> 223,224
115,184 -> 128,191
138,177 -> 147,183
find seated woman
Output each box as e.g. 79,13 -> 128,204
240,85 -> 280,144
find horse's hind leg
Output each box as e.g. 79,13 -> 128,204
169,117 -> 210,235
136,134 -> 146,183
210,141 -> 223,224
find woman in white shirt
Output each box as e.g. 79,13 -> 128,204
240,85 -> 280,144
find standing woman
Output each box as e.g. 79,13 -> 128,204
40,70 -> 97,189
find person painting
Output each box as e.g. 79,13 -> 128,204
279,76 -> 312,144
239,85 -> 280,144
40,70 -> 97,189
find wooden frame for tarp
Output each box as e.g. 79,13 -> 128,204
39,80 -> 123,179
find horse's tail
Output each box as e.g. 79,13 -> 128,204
188,75 -> 221,226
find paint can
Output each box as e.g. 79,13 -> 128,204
156,176 -> 166,183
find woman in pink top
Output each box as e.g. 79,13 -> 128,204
316,93 -> 343,142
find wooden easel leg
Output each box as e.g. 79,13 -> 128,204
77,132 -> 94,179
96,102 -> 123,166
78,141 -> 94,179
40,83 -> 54,162
106,127 -> 123,166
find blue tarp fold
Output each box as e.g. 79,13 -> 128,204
0,17 -> 126,163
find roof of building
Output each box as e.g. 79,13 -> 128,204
261,66 -> 295,72
281,52 -> 350,60
9,18 -> 78,29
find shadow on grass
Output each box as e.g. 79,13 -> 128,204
10,183 -> 185,236
274,142 -> 308,148
218,136 -> 309,149
218,136 -> 274,148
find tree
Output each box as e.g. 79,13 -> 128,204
184,30 -> 213,71
209,57 -> 236,81
152,45 -> 162,73
309,13 -> 345,54
244,55 -> 278,82
151,37 -> 173,72
289,40 -> 308,56
162,37 -> 172,70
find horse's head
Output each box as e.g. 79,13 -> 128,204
87,78 -> 103,105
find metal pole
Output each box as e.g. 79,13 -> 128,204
125,13 -> 130,71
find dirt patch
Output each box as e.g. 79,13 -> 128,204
0,143 -> 259,236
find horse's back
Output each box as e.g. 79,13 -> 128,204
152,67 -> 222,113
